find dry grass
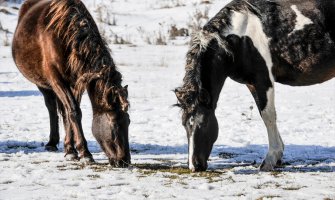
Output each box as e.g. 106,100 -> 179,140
187,6 -> 210,32
256,195 -> 281,200
169,25 -> 189,39
134,163 -> 225,183
113,34 -> 132,45
156,0 -> 185,9
0,8 -> 11,14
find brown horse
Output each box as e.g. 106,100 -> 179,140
12,0 -> 131,167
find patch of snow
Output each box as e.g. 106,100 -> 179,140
0,0 -> 334,199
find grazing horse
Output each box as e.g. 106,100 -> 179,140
12,0 -> 131,167
175,0 -> 335,171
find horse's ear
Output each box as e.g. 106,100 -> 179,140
174,88 -> 185,103
123,85 -> 128,98
199,88 -> 211,105
124,85 -> 128,94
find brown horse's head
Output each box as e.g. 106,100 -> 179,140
87,73 -> 130,167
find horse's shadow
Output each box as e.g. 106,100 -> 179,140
210,144 -> 335,173
0,90 -> 42,97
0,140 -> 334,173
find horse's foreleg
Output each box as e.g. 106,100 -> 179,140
46,67 -> 94,162
38,87 -> 59,151
247,85 -> 284,171
56,99 -> 78,160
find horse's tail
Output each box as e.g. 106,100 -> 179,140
175,30 -> 229,119
47,0 -> 111,75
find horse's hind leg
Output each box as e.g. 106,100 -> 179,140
38,87 -> 59,151
247,84 -> 284,171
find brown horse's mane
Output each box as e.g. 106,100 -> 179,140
46,0 -> 128,110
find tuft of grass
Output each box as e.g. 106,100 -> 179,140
234,193 -> 246,197
1,180 -> 14,184
200,0 -> 212,4
282,186 -> 306,191
56,162 -> 110,172
134,163 -> 225,183
256,195 -> 281,200
254,181 -> 281,190
163,174 -> 188,186
31,160 -> 49,165
187,7 -> 210,32
0,8 -> 11,15
270,171 -> 283,178
87,174 -> 101,179
169,25 -> 189,39
157,0 -> 185,9
113,34 -> 132,45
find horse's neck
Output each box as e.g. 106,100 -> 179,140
201,52 -> 228,109
87,79 -> 107,112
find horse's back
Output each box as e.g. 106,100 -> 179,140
253,0 -> 335,85
13,0 -> 53,88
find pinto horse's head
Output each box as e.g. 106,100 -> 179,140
174,30 -> 228,172
175,87 -> 219,172
89,81 -> 131,168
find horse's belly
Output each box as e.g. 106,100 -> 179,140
16,62 -> 50,89
13,36 -> 50,88
274,59 -> 335,86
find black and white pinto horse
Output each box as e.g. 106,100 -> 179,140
175,0 -> 335,171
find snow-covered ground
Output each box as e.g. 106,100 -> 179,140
0,0 -> 334,199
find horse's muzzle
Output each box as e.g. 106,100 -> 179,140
191,160 -> 208,172
109,158 -> 130,168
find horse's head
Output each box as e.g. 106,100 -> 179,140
174,29 -> 229,172
175,87 -> 218,172
91,84 -> 131,168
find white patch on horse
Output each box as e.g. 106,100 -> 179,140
189,116 -> 194,126
226,11 -> 274,83
188,132 -> 195,171
291,5 -> 313,33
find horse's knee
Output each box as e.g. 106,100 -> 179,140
67,109 -> 82,121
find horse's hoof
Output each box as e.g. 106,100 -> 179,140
65,153 -> 79,161
260,161 -> 274,171
45,145 -> 58,152
276,159 -> 283,167
80,156 -> 95,164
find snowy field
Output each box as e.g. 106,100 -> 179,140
0,0 -> 334,199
